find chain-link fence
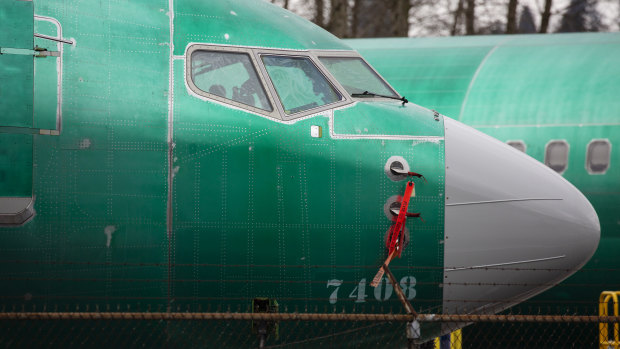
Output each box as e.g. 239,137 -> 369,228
0,311 -> 618,348
2,259 -> 619,348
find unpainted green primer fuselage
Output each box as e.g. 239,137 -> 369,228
349,33 -> 620,309
0,0 -> 446,343
0,0 -> 604,346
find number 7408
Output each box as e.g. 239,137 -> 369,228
326,276 -> 416,304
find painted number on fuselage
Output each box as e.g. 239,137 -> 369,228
327,276 -> 416,304
327,279 -> 343,305
373,277 -> 393,301
348,278 -> 368,303
399,276 -> 417,300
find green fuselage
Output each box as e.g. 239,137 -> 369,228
0,0 -> 446,328
349,33 -> 620,310
1,1 -> 606,346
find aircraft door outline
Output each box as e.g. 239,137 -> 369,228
0,2 -> 69,225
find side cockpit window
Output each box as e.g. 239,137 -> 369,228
261,55 -> 341,115
318,56 -> 398,98
545,140 -> 569,174
191,50 -> 272,111
586,139 -> 611,174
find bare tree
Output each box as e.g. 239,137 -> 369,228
539,0 -> 553,33
352,0 -> 383,37
518,5 -> 537,32
559,0 -> 604,32
506,0 -> 519,33
393,0 -> 412,36
326,0 -> 350,37
559,0 -> 588,32
451,0 -> 465,35
352,0 -> 409,38
352,0 -> 361,37
314,0 -> 325,27
465,0 -> 476,34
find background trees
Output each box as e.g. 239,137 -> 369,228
270,0 -> 620,37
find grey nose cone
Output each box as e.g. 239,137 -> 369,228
441,117 -> 600,315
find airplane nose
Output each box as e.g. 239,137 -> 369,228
441,117 -> 600,314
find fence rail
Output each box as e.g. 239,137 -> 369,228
0,311 -> 619,323
0,311 -> 616,348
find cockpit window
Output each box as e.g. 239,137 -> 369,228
318,57 -> 398,98
261,55 -> 341,115
191,50 -> 272,111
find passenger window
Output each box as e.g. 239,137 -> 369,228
191,50 -> 272,111
506,140 -> 526,153
545,140 -> 569,173
586,139 -> 611,174
261,55 -> 341,115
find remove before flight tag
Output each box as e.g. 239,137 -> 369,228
371,181 -> 415,287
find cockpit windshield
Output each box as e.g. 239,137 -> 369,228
318,57 -> 398,98
261,55 -> 342,115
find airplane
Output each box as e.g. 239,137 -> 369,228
347,32 -> 620,314
0,0 -> 600,346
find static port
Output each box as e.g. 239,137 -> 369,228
384,226 -> 410,250
383,195 -> 402,221
384,155 -> 410,181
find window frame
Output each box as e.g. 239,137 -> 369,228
186,45 -> 356,121
186,44 -> 281,120
544,139 -> 570,174
254,48 -> 352,121
312,50 -> 401,102
586,139 -> 611,175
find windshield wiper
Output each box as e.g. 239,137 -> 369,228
351,91 -> 409,106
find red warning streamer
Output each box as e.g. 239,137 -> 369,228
387,181 -> 414,258
371,181 -> 415,287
